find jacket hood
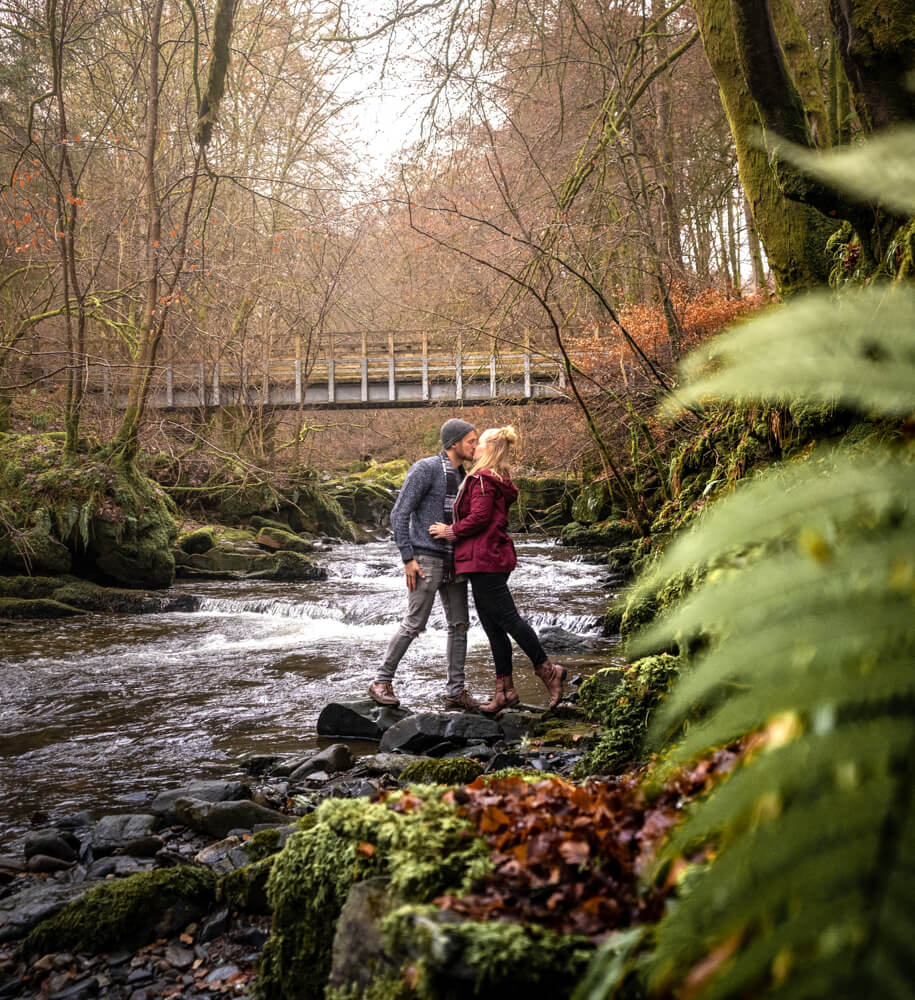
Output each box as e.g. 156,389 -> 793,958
470,469 -> 519,503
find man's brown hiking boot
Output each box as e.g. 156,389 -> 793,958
443,689 -> 481,712
368,681 -> 400,707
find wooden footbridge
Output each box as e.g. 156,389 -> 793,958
134,346 -> 573,411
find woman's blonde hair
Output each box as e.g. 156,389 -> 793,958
468,425 -> 518,480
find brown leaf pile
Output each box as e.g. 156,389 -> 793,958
438,750 -> 739,942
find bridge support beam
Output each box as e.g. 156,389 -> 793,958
295,361 -> 302,404
328,360 -> 335,404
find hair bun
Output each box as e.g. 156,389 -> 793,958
497,425 -> 518,444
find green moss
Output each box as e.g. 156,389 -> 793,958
220,857 -> 274,914
573,654 -> 682,778
178,526 -> 215,554
560,519 -> 639,548
0,596 -> 83,619
399,758 -> 484,785
483,768 -> 560,782
244,827 -> 282,862
570,481 -> 614,525
256,790 -> 491,1000
23,866 -> 217,956
0,433 -> 177,587
512,476 -> 573,530
382,905 -> 593,1000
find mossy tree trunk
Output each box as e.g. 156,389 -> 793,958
694,0 -> 834,297
828,0 -> 915,132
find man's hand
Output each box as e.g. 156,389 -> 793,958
404,559 -> 425,591
428,522 -> 449,539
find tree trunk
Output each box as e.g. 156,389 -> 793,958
693,0 -> 833,296
828,0 -> 915,132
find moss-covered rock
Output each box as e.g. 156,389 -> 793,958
399,758 -> 484,785
560,519 -> 639,549
511,476 -> 572,530
178,526 -> 216,554
0,434 -> 177,588
257,790 -> 491,1000
23,866 -> 217,956
220,857 -> 274,914
0,596 -> 84,619
570,480 -> 615,525
381,905 -> 593,1000
254,525 -> 315,554
573,654 -> 682,778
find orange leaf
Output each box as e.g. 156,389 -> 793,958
357,842 -> 375,857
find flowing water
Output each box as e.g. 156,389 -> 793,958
0,538 -> 624,850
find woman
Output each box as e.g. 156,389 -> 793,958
429,426 -> 566,712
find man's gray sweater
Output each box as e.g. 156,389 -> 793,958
391,455 -> 466,563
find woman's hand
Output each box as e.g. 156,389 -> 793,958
429,522 -> 449,539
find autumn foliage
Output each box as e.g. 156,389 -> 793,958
421,753 -> 738,942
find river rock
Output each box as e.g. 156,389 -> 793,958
0,882 -> 94,944
254,526 -> 315,554
173,798 -> 288,839
247,550 -> 327,581
26,854 -> 74,874
317,700 -> 413,740
286,744 -> 354,781
379,713 -> 504,754
538,625 -> 599,651
24,830 -> 79,864
86,856 -> 156,879
194,837 -> 249,873
91,815 -> 161,857
150,780 -> 249,823
50,581 -> 198,615
353,753 -> 418,776
0,597 -> 85,619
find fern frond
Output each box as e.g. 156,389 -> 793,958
768,126 -> 915,218
632,451 -> 915,601
660,284 -> 915,419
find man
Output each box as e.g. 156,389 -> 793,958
368,418 -> 480,711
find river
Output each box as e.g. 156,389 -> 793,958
0,537 -> 624,850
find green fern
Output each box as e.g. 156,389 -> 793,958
590,131 -> 915,999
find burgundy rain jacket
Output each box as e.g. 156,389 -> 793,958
450,470 -> 519,574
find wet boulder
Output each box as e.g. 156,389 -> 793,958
150,779 -> 249,824
0,597 -> 84,619
24,830 -> 79,864
559,518 -> 639,549
254,526 -> 315,554
173,798 -> 288,839
378,713 -> 503,754
91,814 -> 162,857
22,866 -> 217,955
317,700 -> 413,741
283,744 -> 355,781
0,881 -> 95,944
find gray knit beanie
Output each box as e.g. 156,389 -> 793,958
440,418 -> 476,449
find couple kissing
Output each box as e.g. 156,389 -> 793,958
367,418 -> 566,714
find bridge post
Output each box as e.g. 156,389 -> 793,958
361,332 -> 368,402
523,335 -> 532,398
198,363 -> 206,406
388,331 -> 395,401
328,360 -> 335,403
456,333 -> 463,400
422,332 -> 429,401
295,360 -> 302,404
213,363 -> 220,406
489,342 -> 496,399
166,367 -> 174,407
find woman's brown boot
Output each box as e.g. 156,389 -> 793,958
502,676 -> 521,708
481,676 -> 514,714
534,660 -> 566,709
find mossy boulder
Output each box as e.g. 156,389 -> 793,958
0,597 -> 84,619
178,526 -> 215,554
379,905 -> 593,1000
215,479 -> 355,540
573,654 -> 682,778
560,519 -> 639,549
399,758 -> 484,785
257,790 -> 491,1000
511,476 -> 572,530
23,866 -> 217,956
254,525 -> 315,554
0,434 -> 177,588
220,857 -> 274,914
570,480 -> 614,525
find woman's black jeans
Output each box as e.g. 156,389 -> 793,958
469,572 -> 547,677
